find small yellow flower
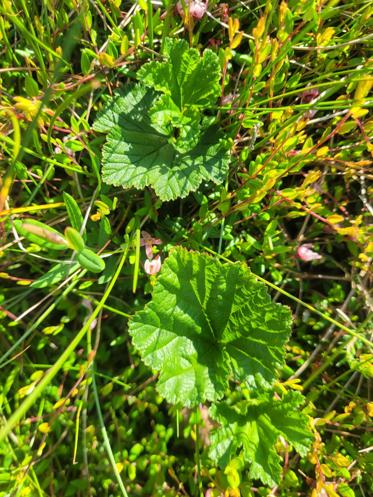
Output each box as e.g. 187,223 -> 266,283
38,422 -> 51,434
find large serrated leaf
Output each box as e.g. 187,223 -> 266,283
128,248 -> 292,406
93,83 -> 153,133
209,391 -> 313,486
93,85 -> 229,201
137,38 -> 222,109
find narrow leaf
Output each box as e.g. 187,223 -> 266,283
31,262 -> 80,289
63,192 -> 85,236
77,248 -> 105,273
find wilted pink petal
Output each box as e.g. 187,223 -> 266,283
140,231 -> 162,260
176,1 -> 208,20
144,255 -> 162,275
219,3 -> 229,22
176,1 -> 183,16
221,93 -> 236,105
145,244 -> 153,259
140,231 -> 162,247
300,88 -> 319,104
297,244 -> 322,261
304,109 -> 317,119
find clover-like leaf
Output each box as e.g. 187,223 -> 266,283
209,392 -> 313,486
128,248 -> 292,406
93,85 -> 229,201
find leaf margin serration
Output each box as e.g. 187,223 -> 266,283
93,84 -> 230,201
209,390 -> 313,486
128,247 -> 293,406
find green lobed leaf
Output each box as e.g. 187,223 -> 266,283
209,391 -> 313,486
137,38 -> 222,152
93,85 -> 229,201
92,83 -> 151,133
137,38 -> 222,109
149,94 -> 202,151
128,248 -> 292,406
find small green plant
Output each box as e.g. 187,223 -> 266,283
13,218 -> 105,274
129,247 -> 313,485
1,1 -> 372,495
209,391 -> 312,486
93,38 -> 230,201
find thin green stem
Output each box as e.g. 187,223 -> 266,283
91,369 -> 129,497
0,245 -> 129,443
75,292 -> 132,318
132,228 -> 141,293
147,0 -> 154,51
0,269 -> 85,369
86,304 -> 128,496
195,406 -> 202,497
303,349 -> 344,390
176,408 -> 180,438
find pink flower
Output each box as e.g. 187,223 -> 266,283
300,88 -> 319,104
221,93 -> 236,105
300,88 -> 319,119
208,38 -> 221,48
288,149 -> 300,156
205,489 -> 222,497
176,1 -> 208,20
297,244 -> 322,262
140,231 -> 162,259
141,231 -> 162,274
144,255 -> 162,275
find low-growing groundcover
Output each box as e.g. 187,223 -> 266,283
0,1 -> 372,497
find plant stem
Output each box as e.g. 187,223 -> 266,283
147,0 -> 153,51
0,245 -> 129,443
0,269 -> 85,369
195,406 -> 202,497
132,227 -> 141,293
91,365 -> 129,497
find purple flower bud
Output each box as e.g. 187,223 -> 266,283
300,88 -> 319,104
176,1 -> 208,20
297,244 -> 322,261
